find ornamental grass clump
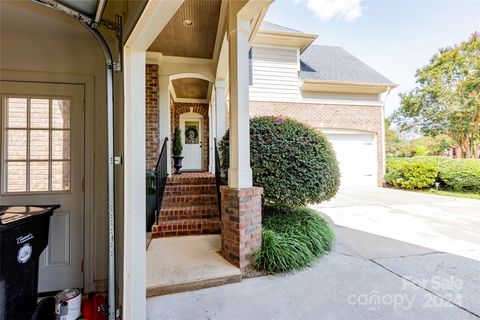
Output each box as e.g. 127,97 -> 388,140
253,206 -> 334,273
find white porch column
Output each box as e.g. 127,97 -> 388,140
158,75 -> 171,174
208,101 -> 215,173
227,9 -> 252,188
215,79 -> 226,141
123,47 -> 146,320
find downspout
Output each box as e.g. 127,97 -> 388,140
30,1 -> 118,319
381,87 -> 391,184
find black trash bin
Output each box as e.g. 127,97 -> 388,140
0,205 -> 59,320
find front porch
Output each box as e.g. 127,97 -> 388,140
146,234 -> 241,297
136,0 -> 271,304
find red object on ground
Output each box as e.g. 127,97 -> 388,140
81,293 -> 108,320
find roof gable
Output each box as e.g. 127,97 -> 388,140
300,45 -> 395,85
259,21 -> 303,34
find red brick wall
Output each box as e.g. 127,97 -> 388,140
249,101 -> 385,186
221,186 -> 263,269
146,64 -> 159,171
171,102 -> 209,171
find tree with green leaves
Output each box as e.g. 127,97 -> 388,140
392,33 -> 480,158
385,119 -> 403,156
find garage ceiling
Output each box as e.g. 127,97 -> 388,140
0,0 -> 89,38
172,78 -> 210,99
147,0 -> 222,59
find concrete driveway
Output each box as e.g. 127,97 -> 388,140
147,188 -> 480,319
311,187 -> 480,261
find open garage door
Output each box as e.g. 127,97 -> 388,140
325,130 -> 378,188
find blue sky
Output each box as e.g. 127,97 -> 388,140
265,0 -> 480,116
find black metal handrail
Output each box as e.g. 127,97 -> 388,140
154,137 -> 169,225
214,138 -> 222,221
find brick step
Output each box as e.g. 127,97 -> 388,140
159,204 -> 218,221
163,194 -> 217,206
164,184 -> 217,196
167,175 -> 216,185
152,218 -> 221,237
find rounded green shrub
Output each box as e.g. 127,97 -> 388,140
219,116 -> 340,206
385,157 -> 439,189
253,206 -> 334,273
439,159 -> 480,190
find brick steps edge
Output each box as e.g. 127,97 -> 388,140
167,177 -> 216,185
164,184 -> 217,196
152,218 -> 221,238
162,194 -> 218,206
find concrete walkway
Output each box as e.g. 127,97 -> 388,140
147,229 -> 480,319
147,189 -> 480,319
311,187 -> 480,261
147,235 -> 241,297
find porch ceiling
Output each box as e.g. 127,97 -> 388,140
147,0 -> 222,59
172,78 -> 209,99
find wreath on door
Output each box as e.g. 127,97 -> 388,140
185,126 -> 199,144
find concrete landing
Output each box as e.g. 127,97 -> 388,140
146,235 -> 241,297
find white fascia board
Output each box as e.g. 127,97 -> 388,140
253,31 -> 317,52
249,6 -> 269,45
300,80 -> 398,95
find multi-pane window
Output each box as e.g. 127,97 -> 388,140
3,97 -> 71,193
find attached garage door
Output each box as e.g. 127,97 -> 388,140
325,131 -> 378,188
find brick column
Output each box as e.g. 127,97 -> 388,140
220,186 -> 263,270
145,64 -> 159,171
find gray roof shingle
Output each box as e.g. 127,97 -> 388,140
300,45 -> 394,85
260,21 -> 303,34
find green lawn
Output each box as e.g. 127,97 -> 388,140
416,188 -> 480,200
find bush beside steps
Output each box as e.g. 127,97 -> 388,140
253,206 -> 334,273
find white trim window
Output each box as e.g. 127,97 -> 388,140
2,96 -> 71,193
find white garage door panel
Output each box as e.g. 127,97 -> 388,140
326,132 -> 377,187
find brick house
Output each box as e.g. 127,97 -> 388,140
248,22 -> 398,187
145,22 -> 397,190
1,1 -> 395,318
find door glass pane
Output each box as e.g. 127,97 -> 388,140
30,161 -> 49,192
30,130 -> 49,159
52,161 -> 70,191
7,129 -> 27,160
31,99 -> 50,128
51,130 -> 70,160
7,162 -> 27,192
6,98 -> 27,128
3,96 -> 73,193
52,99 -> 70,129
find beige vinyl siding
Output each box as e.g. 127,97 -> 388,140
249,45 -> 383,106
249,45 -> 302,101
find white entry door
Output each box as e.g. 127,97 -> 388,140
0,81 -> 85,292
180,113 -> 203,170
326,131 -> 378,188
